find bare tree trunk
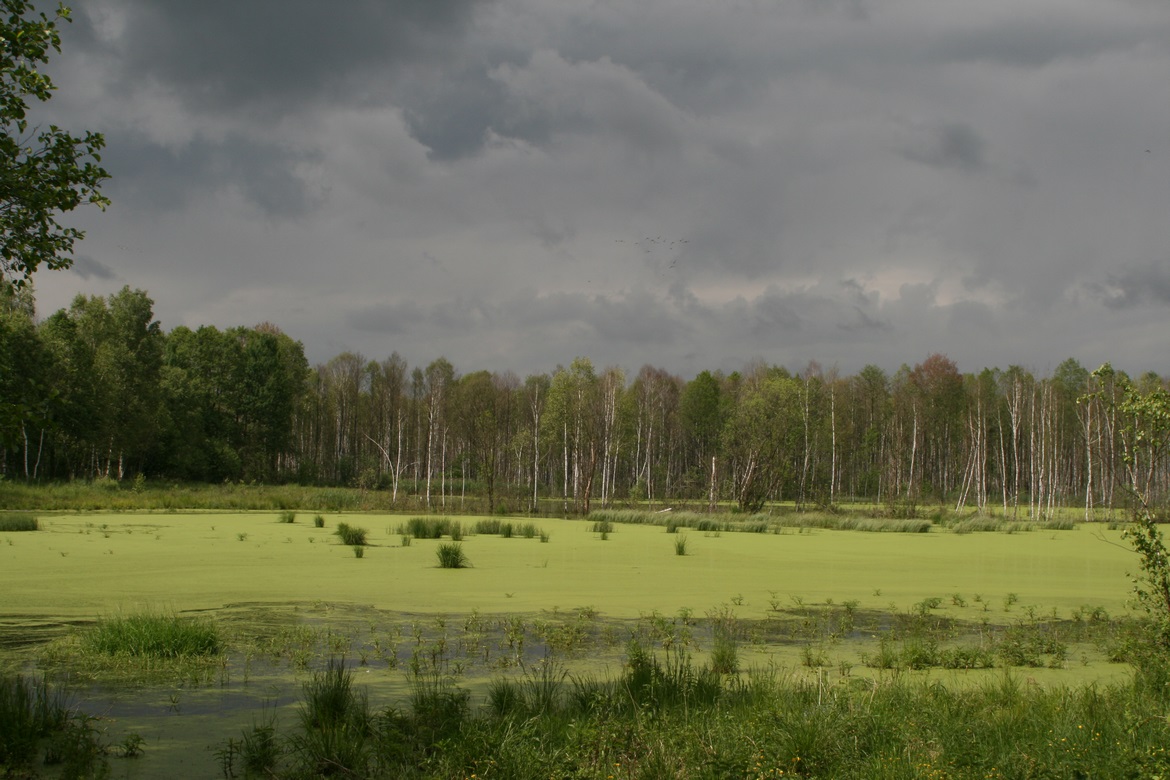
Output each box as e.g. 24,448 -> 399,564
709,456 -> 717,513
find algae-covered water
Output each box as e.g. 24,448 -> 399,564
0,513 -> 1141,777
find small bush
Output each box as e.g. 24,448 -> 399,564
436,542 -> 469,569
674,535 -> 689,556
0,514 -> 38,532
353,545 -> 365,558
592,520 -> 613,534
335,523 -> 368,547
278,510 -> 296,523
313,514 -> 325,528
400,534 -> 411,547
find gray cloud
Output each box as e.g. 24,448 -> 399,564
102,133 -> 321,217
27,0 -> 1170,381
1095,264 -> 1170,309
901,122 -> 987,173
69,255 -> 117,281
82,0 -> 484,116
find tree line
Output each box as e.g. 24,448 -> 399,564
2,285 -> 1166,518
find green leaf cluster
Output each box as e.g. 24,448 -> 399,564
0,1 -> 108,286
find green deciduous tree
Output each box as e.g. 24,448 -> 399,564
1086,364 -> 1170,647
0,1 -> 108,286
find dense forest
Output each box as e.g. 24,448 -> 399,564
2,284 -> 1166,517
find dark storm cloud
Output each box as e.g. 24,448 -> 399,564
1096,264 -> 1170,309
901,123 -> 986,173
346,301 -> 423,335
69,255 -> 117,281
928,17 -> 1144,69
101,133 -> 320,217
399,68 -> 516,160
31,0 -> 1170,380
839,307 -> 891,334
81,0 -> 485,114
349,290 -> 685,347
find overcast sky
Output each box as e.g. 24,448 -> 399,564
30,0 -> 1170,379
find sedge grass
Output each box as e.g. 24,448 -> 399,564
222,641 -> 1170,780
335,522 -> 368,547
81,612 -> 221,659
0,513 -> 38,532
436,542 -> 469,569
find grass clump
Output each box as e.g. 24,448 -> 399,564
436,542 -> 469,569
335,522 -> 368,547
674,535 -> 689,556
405,517 -> 452,539
82,613 -> 221,658
313,514 -> 325,528
0,513 -> 38,532
278,510 -> 296,523
0,674 -> 69,767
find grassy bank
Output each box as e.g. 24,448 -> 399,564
213,646 -> 1170,779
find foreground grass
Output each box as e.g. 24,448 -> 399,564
81,613 -> 221,659
219,647 -> 1170,779
0,674 -> 117,777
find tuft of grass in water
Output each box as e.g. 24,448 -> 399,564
313,514 -> 325,528
436,542 -> 469,569
0,674 -> 72,768
674,535 -> 689,556
353,545 -> 365,559
335,522 -> 368,547
0,513 -> 38,532
278,510 -> 296,523
82,613 -> 221,658
293,658 -> 373,776
405,517 -> 453,539
400,534 -> 412,547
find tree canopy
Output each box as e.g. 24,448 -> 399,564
0,1 -> 108,286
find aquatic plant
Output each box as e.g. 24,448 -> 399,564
436,542 -> 469,569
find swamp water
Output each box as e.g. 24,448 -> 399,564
0,512 -> 1143,777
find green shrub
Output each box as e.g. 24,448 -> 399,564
436,542 -> 469,569
0,514 -> 38,532
278,510 -> 296,523
82,613 -> 221,658
313,514 -> 325,528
